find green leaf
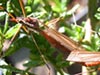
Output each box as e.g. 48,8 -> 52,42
0,12 -> 6,20
48,0 -> 64,12
0,59 -> 8,75
65,27 -> 75,36
24,60 -> 43,67
97,7 -> 100,12
95,13 -> 100,20
0,65 -> 29,75
4,24 -> 21,39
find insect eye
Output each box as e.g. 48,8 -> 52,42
27,18 -> 39,27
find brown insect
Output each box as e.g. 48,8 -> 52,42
1,0 -> 100,67
18,17 -> 100,67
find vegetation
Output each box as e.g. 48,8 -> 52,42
0,0 -> 100,75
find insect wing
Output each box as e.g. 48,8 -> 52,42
67,50 -> 100,62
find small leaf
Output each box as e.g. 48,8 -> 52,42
0,12 -> 6,20
25,6 -> 32,13
97,7 -> 100,12
95,13 -> 100,20
24,60 -> 43,67
5,24 -> 21,39
0,65 -> 24,74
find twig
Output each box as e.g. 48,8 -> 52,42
31,33 -> 51,75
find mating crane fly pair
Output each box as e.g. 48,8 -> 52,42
0,3 -> 100,67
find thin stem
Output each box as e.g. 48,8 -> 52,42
18,0 -> 26,17
3,0 -> 11,33
31,33 -> 51,75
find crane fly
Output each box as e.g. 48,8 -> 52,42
1,0 -> 100,67
18,17 -> 100,67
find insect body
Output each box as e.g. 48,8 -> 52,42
18,17 -> 100,66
